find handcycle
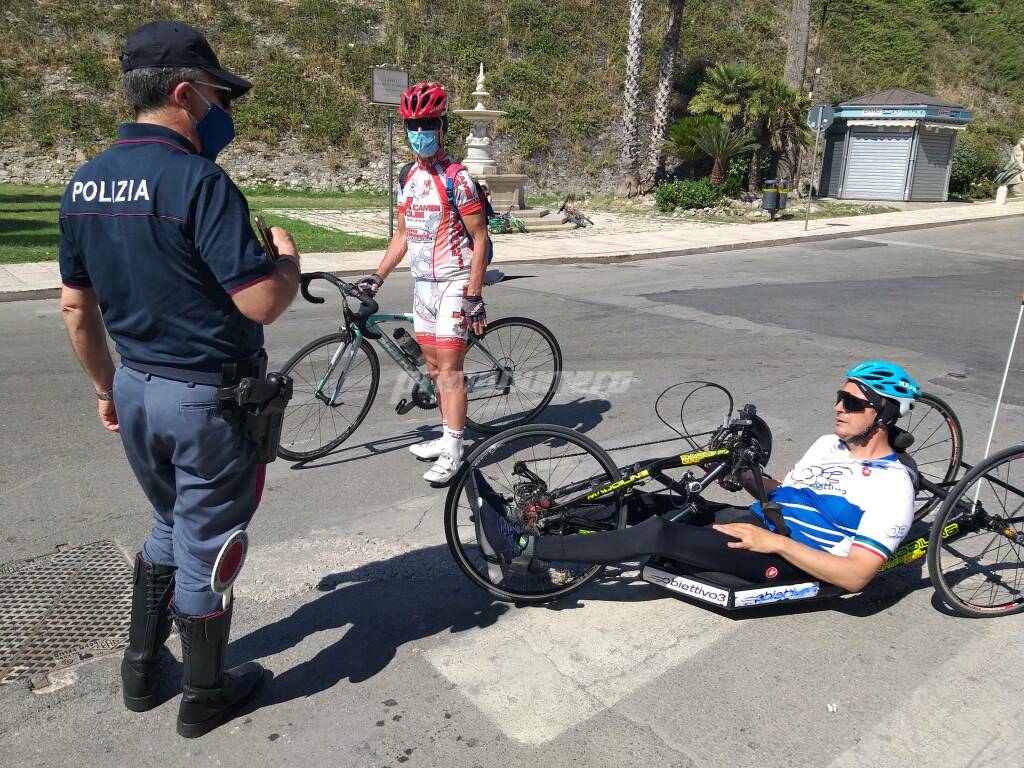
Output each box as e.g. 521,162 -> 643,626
275,272 -> 562,461
442,382 -> 1023,618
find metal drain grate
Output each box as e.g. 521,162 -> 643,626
0,540 -> 133,685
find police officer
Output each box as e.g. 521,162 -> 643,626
58,21 -> 300,737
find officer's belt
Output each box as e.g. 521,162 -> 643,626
122,354 -> 266,387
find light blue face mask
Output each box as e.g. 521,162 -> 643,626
407,128 -> 440,158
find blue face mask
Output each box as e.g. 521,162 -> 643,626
190,85 -> 236,161
407,128 -> 440,158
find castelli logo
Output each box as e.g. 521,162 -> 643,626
862,466 -> 872,476
765,566 -> 779,579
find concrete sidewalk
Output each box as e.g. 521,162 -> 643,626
3,197 -> 1022,300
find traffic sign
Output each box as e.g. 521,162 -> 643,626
807,102 -> 834,132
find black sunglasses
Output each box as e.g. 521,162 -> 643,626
836,390 -> 875,413
190,80 -> 234,109
404,118 -> 442,131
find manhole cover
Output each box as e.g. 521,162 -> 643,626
0,540 -> 132,685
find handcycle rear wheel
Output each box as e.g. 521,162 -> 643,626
445,424 -> 624,603
901,392 -> 964,520
276,332 -> 380,461
464,317 -> 562,435
927,444 -> 1024,618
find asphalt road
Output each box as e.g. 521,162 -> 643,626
2,217 -> 1024,767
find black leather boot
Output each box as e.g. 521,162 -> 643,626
175,602 -> 264,738
121,555 -> 176,712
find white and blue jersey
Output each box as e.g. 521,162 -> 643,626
751,435 -> 915,560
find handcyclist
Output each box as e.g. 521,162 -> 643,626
355,81 -> 490,484
477,361 -> 920,593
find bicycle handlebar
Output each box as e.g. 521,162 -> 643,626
300,272 -> 380,315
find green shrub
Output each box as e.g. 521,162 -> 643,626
65,46 -> 116,92
27,93 -> 117,148
949,138 -> 1000,198
654,179 -> 725,211
0,82 -> 20,120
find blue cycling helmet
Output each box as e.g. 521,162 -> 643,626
846,360 -> 921,419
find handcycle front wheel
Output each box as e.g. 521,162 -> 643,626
900,391 -> 964,520
464,317 -> 562,435
276,332 -> 380,461
445,424 -> 625,604
927,444 -> 1024,618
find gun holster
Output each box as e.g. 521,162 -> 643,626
217,353 -> 293,464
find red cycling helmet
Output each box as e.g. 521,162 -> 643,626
400,81 -> 448,119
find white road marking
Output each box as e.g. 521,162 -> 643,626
826,615 -> 1024,768
425,571 -> 734,744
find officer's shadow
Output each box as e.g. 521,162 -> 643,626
229,544 -> 508,707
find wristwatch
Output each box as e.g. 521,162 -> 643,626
96,389 -> 114,401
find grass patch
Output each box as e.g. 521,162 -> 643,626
0,184 -> 63,263
243,186 -> 387,209
252,211 -> 387,253
0,183 -> 386,264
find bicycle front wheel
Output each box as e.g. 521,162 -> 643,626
277,332 -> 379,461
445,424 -> 625,604
900,392 -> 964,520
927,444 -> 1024,618
464,317 -> 562,435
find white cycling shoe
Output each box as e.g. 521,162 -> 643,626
409,437 -> 445,461
423,451 -> 462,485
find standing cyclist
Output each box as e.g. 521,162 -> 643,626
357,81 -> 490,484
59,21 -> 300,737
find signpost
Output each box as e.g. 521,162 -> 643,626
370,66 -> 409,238
804,102 -> 834,231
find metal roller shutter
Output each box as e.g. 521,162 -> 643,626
842,130 -> 913,200
820,131 -> 846,197
910,132 -> 954,201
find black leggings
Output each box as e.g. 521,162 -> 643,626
533,505 -> 804,584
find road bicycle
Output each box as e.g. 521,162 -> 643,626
275,272 -> 562,462
442,382 -> 1022,618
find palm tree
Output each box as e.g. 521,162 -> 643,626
747,77 -> 812,192
641,0 -> 687,190
692,122 -> 757,186
616,0 -> 646,198
688,63 -> 761,131
662,114 -> 720,178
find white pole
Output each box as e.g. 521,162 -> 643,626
980,297 -> 1024,461
804,124 -> 822,231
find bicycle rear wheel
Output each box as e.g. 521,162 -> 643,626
445,424 -> 625,604
900,392 -> 963,520
277,332 -> 379,461
464,317 -> 561,435
927,444 -> 1024,618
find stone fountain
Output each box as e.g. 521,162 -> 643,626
453,64 -> 528,211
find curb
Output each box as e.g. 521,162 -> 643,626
3,207 -> 1022,299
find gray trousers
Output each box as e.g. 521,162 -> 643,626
114,365 -> 263,615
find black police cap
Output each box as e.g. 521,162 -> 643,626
121,21 -> 252,99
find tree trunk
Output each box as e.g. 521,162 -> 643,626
710,159 -> 725,186
781,0 -> 811,188
783,0 -> 811,93
747,146 -> 765,194
640,0 -> 686,192
616,0 -> 645,198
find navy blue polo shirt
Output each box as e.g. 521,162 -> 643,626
59,123 -> 275,384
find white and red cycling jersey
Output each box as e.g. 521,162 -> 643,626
398,155 -> 483,282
